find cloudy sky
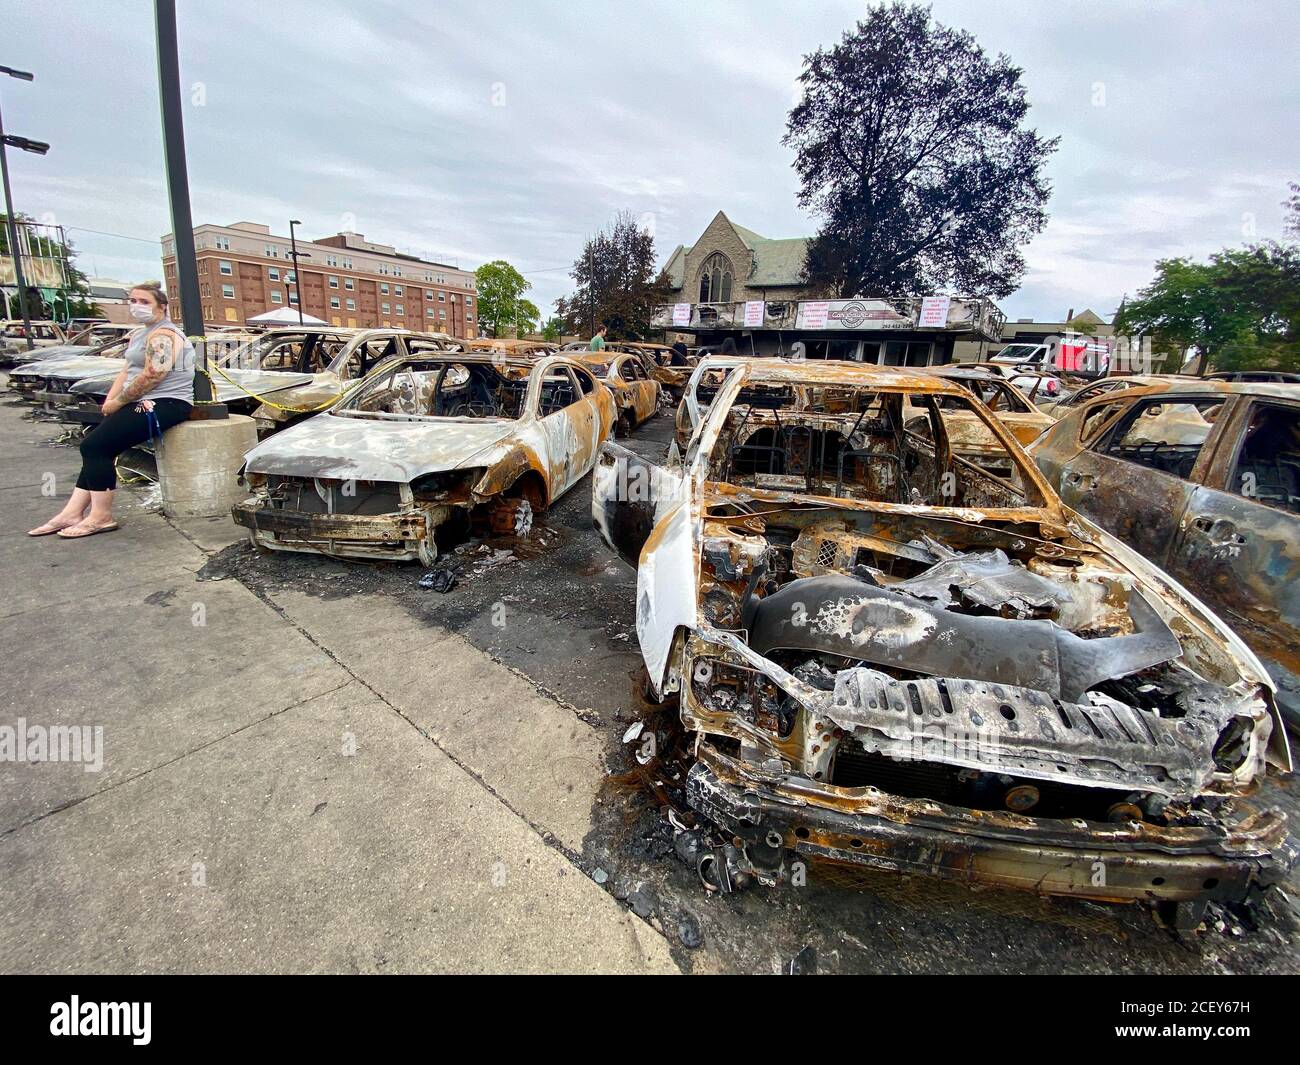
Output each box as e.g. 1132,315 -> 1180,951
7,0 -> 1298,322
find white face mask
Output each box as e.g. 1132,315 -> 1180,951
129,303 -> 155,322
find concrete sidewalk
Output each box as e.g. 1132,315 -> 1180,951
0,403 -> 677,973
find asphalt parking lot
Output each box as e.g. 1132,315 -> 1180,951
3,392 -> 1299,974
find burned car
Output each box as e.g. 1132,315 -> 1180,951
6,336 -> 131,405
905,366 -> 1056,478
594,360 -> 1293,926
1,322 -> 134,369
234,353 -> 615,565
57,328 -> 453,435
1030,379 -> 1300,730
575,351 -> 660,436
0,319 -> 67,360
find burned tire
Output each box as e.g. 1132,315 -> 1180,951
615,410 -> 634,438
416,533 -> 439,568
485,495 -> 534,539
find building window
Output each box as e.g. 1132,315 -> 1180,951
289,291 -> 299,304
285,270 -> 296,283
395,304 -> 404,315
438,291 -> 445,302
465,296 -> 473,307
328,275 -> 339,288
330,296 -> 340,309
426,306 -> 435,316
380,283 -> 389,295
439,309 -> 446,320
219,260 -> 233,276
467,313 -> 473,322
214,236 -> 230,250
270,290 -> 282,304
344,278 -> 354,290
425,290 -> 433,301
394,285 -> 403,296
343,258 -> 353,269
265,244 -> 278,258
222,284 -> 235,298
326,255 -> 338,267
346,298 -> 356,311
698,252 -> 733,303
381,302 -> 390,313
268,267 -> 279,281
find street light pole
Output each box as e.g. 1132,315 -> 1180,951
0,64 -> 37,350
153,0 -> 219,409
288,219 -> 305,325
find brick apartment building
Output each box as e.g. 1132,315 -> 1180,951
160,222 -> 478,337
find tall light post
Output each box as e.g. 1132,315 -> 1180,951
0,64 -> 42,351
154,0 -> 220,410
288,219 -> 305,325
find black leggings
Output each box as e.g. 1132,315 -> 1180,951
76,398 -> 192,491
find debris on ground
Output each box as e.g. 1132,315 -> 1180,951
627,883 -> 658,919
788,945 -> 817,975
417,567 -> 458,593
676,910 -> 704,950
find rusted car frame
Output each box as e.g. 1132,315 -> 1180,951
594,359 -> 1293,925
1030,379 -> 1300,731
234,352 -> 615,565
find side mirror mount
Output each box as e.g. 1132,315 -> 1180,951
667,438 -> 683,472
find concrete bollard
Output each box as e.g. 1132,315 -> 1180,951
156,415 -> 259,519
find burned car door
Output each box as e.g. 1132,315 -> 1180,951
593,443 -> 692,694
1169,395 -> 1300,726
1053,393 -> 1226,566
536,364 -> 601,497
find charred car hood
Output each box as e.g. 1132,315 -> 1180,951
19,356 -> 125,383
243,413 -> 520,482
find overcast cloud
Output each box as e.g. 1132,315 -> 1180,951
7,0 -> 1298,322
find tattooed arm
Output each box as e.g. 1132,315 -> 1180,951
104,330 -> 179,413
100,365 -> 129,414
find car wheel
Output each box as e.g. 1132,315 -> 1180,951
486,495 -> 533,538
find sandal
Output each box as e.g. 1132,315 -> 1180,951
56,521 -> 120,539
27,517 -> 84,537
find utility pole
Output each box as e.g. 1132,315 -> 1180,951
0,64 -> 41,350
154,0 -> 220,409
289,219 -> 305,325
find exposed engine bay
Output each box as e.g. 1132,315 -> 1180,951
596,362 -> 1294,924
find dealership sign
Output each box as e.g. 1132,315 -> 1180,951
796,299 -> 912,331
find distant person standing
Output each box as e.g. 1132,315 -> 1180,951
588,325 -> 607,352
669,340 -> 689,366
27,282 -> 195,539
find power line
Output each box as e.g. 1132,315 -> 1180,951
64,225 -> 161,246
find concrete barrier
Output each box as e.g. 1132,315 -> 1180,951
157,415 -> 258,518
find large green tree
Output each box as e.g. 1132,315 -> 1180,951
473,259 -> 538,337
1114,245 -> 1300,373
783,2 -> 1057,298
555,211 -> 670,341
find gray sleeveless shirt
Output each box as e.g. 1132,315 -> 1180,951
123,318 -> 196,403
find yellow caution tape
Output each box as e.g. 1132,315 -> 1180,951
200,364 -> 364,415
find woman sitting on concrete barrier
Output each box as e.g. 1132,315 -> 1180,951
27,282 -> 195,539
